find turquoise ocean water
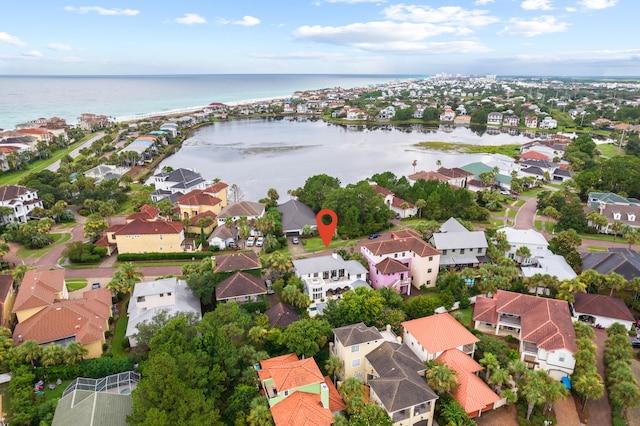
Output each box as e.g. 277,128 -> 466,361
0,74 -> 420,130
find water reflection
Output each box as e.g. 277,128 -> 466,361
159,118 -> 537,200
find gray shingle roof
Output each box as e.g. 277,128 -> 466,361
333,322 -> 383,347
430,231 -> 488,251
581,248 -> 640,281
293,254 -> 367,276
277,199 -> 317,232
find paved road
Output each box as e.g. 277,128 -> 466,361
45,131 -> 105,172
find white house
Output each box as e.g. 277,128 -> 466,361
149,168 -> 208,203
573,293 -> 635,330
538,117 -> 558,129
126,278 -> 202,347
0,185 -> 44,225
487,112 -> 503,125
497,227 -> 549,265
428,218 -> 489,269
216,201 -> 266,226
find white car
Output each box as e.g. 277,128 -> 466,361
246,237 -> 254,247
256,237 -> 264,247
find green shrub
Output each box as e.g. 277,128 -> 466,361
117,251 -> 218,261
458,295 -> 471,309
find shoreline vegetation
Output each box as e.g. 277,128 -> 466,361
414,141 -> 521,156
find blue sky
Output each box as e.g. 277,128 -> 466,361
0,0 -> 637,76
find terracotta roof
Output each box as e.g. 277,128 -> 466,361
0,185 -> 37,202
13,289 -> 111,346
0,146 -> 20,153
437,167 -> 474,179
391,197 -> 415,209
207,181 -> 229,193
139,204 -> 160,216
573,293 -> 634,322
408,171 -> 450,183
218,201 -> 265,218
215,271 -> 267,301
324,376 -> 346,413
265,302 -> 301,328
375,257 -> 409,275
176,189 -> 222,207
213,252 -> 261,272
362,229 -> 440,258
114,219 -> 183,236
371,184 -> 394,197
259,353 -> 325,391
474,290 -> 577,353
402,312 -> 478,355
519,151 -> 551,161
0,274 -> 14,302
188,210 -> 217,226
270,392 -> 334,426
437,349 -> 500,415
13,269 -> 65,313
333,322 -> 383,347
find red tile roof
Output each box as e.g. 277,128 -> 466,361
188,210 -> 217,226
324,376 -> 345,413
114,219 -> 183,236
473,290 -> 577,353
177,189 -> 223,207
408,171 -> 450,183
402,312 -> 479,355
13,269 -> 65,313
573,293 -> 635,322
371,184 -> 394,197
375,257 -> 409,275
270,392 -> 334,426
207,181 -> 229,194
213,252 -> 261,272
259,353 -> 325,392
362,229 -> 439,258
519,151 -> 551,161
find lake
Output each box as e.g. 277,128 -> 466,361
157,118 -> 536,200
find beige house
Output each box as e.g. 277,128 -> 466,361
101,218 -> 186,254
0,274 -> 17,327
177,182 -> 228,221
332,323 -> 392,381
12,269 -> 111,359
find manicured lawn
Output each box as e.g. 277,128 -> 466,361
302,237 -> 349,253
534,220 -> 542,230
587,246 -> 609,253
111,298 -> 130,358
598,143 -> 623,158
15,232 -> 72,260
450,307 -> 473,328
544,221 -> 556,232
507,209 -> 517,219
65,278 -> 87,291
415,141 -> 521,157
514,200 -> 526,208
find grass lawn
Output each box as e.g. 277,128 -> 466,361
544,221 -> 556,233
587,246 -> 609,253
507,209 -> 517,219
598,143 -> 623,158
302,237 -> 350,253
63,263 -> 101,269
534,220 -> 542,231
111,298 -> 130,358
65,278 -> 87,291
415,141 -> 521,157
450,307 -> 473,328
514,200 -> 526,208
15,232 -> 72,260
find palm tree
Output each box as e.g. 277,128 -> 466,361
542,378 -> 568,413
521,370 -> 547,420
489,367 -> 512,394
11,264 -> 34,287
64,342 -> 88,365
415,199 -> 426,218
573,373 -> 604,411
41,344 -> 65,367
480,352 -> 500,382
325,356 -> 344,385
108,262 -> 144,295
609,381 -> 640,418
425,361 -> 458,394
19,340 -> 43,367
611,220 -> 625,241
509,359 -> 528,384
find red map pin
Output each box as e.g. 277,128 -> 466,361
316,209 -> 338,249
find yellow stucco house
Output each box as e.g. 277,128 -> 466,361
177,182 -> 228,221
101,217 -> 187,255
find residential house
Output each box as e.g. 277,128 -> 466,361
149,168 -> 209,203
213,251 -> 261,273
428,217 -> 489,269
454,115 -> 471,126
361,229 -> 440,293
207,223 -> 238,250
99,217 -> 186,255
538,117 -> 558,129
402,312 -> 479,362
586,202 -> 640,234
497,227 -> 549,266
439,109 -> 456,122
503,115 -> 520,127
460,162 -> 511,191
277,199 -> 317,237
84,164 -> 130,184
77,113 -> 111,131
407,170 -> 450,186
0,274 -> 16,327
126,277 -> 201,347
216,201 -> 266,226
487,112 -> 503,125
0,185 -> 44,225
372,184 -> 417,218
293,253 -> 369,303
257,353 -> 344,425
473,290 -> 577,380
587,192 -> 640,209
435,167 -> 473,188
177,182 -> 228,221
52,371 -> 140,426
13,270 -> 111,359
265,302 -> 300,328
581,248 -> 640,281
524,115 -> 538,128
520,254 -> 577,287
332,322 -> 395,381
377,106 -> 396,120
0,145 -> 24,171
573,293 -> 635,330
215,271 -> 267,304
435,349 -> 502,418
366,342 -> 438,426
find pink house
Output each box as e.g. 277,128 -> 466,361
369,257 -> 411,293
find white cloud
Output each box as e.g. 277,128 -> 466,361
0,32 -> 27,47
498,15 -> 569,37
578,0 -> 617,9
352,40 -> 491,54
521,0 -> 553,10
322,0 -> 384,3
249,51 -> 350,60
174,13 -> 207,25
22,50 -> 43,57
382,5 -> 499,27
47,42 -> 72,51
475,0 -> 495,5
233,16 -> 260,26
566,7 -> 577,12
64,6 -> 139,16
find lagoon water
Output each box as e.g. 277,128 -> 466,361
158,118 -> 535,200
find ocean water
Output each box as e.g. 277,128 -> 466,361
0,74 -> 418,130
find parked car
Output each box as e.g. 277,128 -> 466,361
91,283 -> 101,290
292,236 -> 299,244
368,233 -> 380,239
630,338 -> 640,348
246,237 -> 255,247
256,237 -> 264,247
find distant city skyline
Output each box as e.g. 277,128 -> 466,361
1,0 -> 637,77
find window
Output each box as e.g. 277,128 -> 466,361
136,296 -> 145,303
427,268 -> 432,273
460,249 -> 465,254
160,293 -> 164,297
394,253 -> 398,258
283,390 -> 289,396
559,354 -> 565,362
427,280 -> 431,285
351,344 -> 360,353
428,256 -> 433,261
167,292 -> 172,296
159,235 -> 163,240
352,359 -> 361,368
442,249 -> 447,255
451,249 -> 456,253
312,288 -> 322,301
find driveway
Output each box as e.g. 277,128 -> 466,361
589,328 -> 612,426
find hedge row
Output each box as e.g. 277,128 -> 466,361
117,251 -> 217,261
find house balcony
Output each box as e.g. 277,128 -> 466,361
498,314 -> 521,327
392,409 -> 411,422
522,341 -> 538,355
413,402 -> 431,417
462,343 -> 475,355
263,382 -> 278,399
